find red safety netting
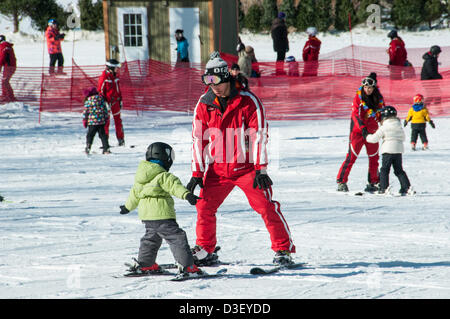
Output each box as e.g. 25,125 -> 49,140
1,45 -> 450,121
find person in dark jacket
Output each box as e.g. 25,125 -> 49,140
421,45 -> 442,80
0,35 -> 17,102
271,12 -> 289,75
175,29 -> 189,64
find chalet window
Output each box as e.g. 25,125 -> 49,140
123,13 -> 143,47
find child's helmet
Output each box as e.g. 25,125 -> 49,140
146,142 -> 175,171
380,106 -> 397,120
413,94 -> 424,104
306,27 -> 318,36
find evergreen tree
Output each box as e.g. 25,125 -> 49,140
335,0 -> 356,31
79,0 -> 104,31
0,0 -> 38,32
261,0 -> 278,30
244,4 -> 264,32
315,0 -> 333,32
391,0 -> 424,29
423,0 -> 446,28
278,0 -> 298,28
295,0 -> 316,32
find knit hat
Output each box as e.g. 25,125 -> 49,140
362,72 -> 377,87
83,87 -> 98,98
0,35 -> 5,43
244,46 -> 254,54
278,12 -> 286,19
203,51 -> 230,84
106,59 -> 121,68
286,56 -> 296,62
231,63 -> 240,71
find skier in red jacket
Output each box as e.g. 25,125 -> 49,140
302,27 -> 321,76
186,52 -> 296,266
337,72 -> 385,193
0,35 -> 17,102
97,59 -> 125,146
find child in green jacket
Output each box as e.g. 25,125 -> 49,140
120,142 -> 202,278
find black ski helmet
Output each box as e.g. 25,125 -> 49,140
430,45 -> 441,56
145,142 -> 175,171
387,29 -> 398,39
380,106 -> 397,120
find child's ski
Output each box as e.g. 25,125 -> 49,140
250,262 -> 307,276
170,268 -> 227,282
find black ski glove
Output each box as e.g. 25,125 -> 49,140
185,193 -> 202,206
120,205 -> 130,215
186,177 -> 203,193
253,170 -> 273,190
403,120 -> 408,127
429,120 -> 435,129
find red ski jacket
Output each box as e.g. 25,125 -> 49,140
351,87 -> 385,134
0,41 -> 16,69
191,81 -> 268,178
97,69 -> 122,104
388,37 -> 407,66
45,27 -> 63,54
302,36 -> 321,62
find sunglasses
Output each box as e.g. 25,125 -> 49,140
362,77 -> 376,87
202,74 -> 223,86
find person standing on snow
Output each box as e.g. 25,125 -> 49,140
404,94 -> 435,151
337,72 -> 385,193
186,51 -> 296,266
302,27 -> 321,77
82,87 -> 110,155
387,29 -> 408,80
98,59 -> 125,146
0,35 -> 17,102
364,106 -> 413,196
45,19 -> 65,75
271,12 -> 289,75
421,45 -> 442,80
119,142 -> 204,279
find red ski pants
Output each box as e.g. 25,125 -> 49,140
337,133 -> 379,184
105,101 -> 124,141
195,167 -> 295,254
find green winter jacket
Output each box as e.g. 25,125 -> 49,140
125,161 -> 190,221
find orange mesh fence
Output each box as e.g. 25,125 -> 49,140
1,45 -> 449,121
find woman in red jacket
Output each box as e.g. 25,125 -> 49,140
302,27 -> 321,77
337,73 -> 385,192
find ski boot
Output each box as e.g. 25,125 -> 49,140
118,139 -> 125,147
102,147 -> 111,154
364,183 -> 379,193
273,250 -> 293,266
337,182 -> 349,192
85,143 -> 91,155
411,143 -> 416,151
399,186 -> 415,196
192,245 -> 219,266
175,264 -> 204,279
125,259 -> 163,275
422,143 -> 429,150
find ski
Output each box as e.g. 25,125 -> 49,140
250,262 -> 307,275
170,268 -> 227,282
118,269 -> 173,278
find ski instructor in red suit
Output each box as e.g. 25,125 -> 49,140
186,52 -> 296,267
98,59 -> 125,146
336,72 -> 385,193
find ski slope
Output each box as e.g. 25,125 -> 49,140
1,20 -> 450,299
1,103 -> 449,299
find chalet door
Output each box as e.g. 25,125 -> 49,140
169,7 -> 201,64
117,7 -> 149,61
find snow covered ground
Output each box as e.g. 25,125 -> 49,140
1,13 -> 450,300
1,103 -> 449,299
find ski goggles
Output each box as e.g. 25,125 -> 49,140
202,74 -> 225,86
362,77 -> 376,87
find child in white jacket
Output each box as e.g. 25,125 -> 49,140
363,106 -> 412,195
